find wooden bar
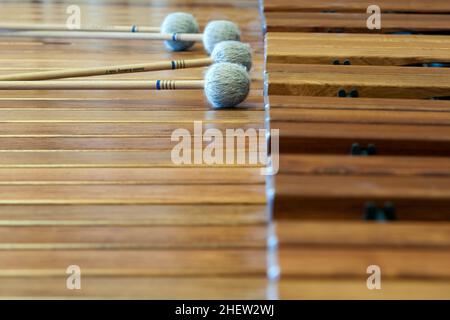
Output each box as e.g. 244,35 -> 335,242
0,184 -> 266,205
274,121 -> 450,156
0,204 -> 268,226
278,154 -> 450,177
276,221 -> 450,248
266,32 -> 450,66
274,174 -> 450,220
279,248 -> 450,278
0,0 -> 268,300
267,64 -> 450,99
0,225 -> 269,249
262,0 -> 450,300
0,277 -> 270,299
0,167 -> 265,184
263,0 -> 450,13
279,279 -> 450,299
0,249 -> 268,277
265,12 -> 450,34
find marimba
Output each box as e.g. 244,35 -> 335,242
0,0 -> 450,300
0,0 -> 268,299
264,0 -> 450,299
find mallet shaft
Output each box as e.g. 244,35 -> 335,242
0,58 -> 213,81
0,80 -> 205,90
0,30 -> 204,41
0,23 -> 160,33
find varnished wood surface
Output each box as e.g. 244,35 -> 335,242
276,221 -> 450,298
264,12 -> 450,33
279,279 -> 450,300
275,221 -> 450,298
278,154 -> 450,177
0,225 -> 270,249
274,175 -> 450,220
275,121 -> 450,156
270,95 -> 450,116
0,249 -> 268,276
274,147 -> 450,220
270,96 -> 450,155
266,33 -> 450,66
267,64 -> 450,99
0,184 -> 266,204
0,277 -> 271,299
0,204 -> 268,226
0,0 -> 269,299
279,248 -> 450,278
263,0 -> 450,13
0,167 -> 265,184
261,0 -> 450,300
276,221 -> 450,248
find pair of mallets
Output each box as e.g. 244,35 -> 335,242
0,12 -> 252,108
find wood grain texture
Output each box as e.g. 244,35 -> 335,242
274,121 -> 450,156
263,0 -> 450,13
276,221 -> 450,248
265,12 -> 450,34
278,154 -> 450,177
0,249 -> 268,277
0,184 -> 266,204
0,137 -> 263,150
0,204 -> 268,226
0,277 -> 270,299
261,0 -> 450,300
267,65 -> 450,99
0,225 -> 270,249
0,167 -> 265,184
269,95 -> 450,113
279,279 -> 450,300
269,95 -> 450,156
0,0 -> 269,300
279,248 -> 450,279
274,175 -> 450,220
266,33 -> 450,66
0,150 -> 263,167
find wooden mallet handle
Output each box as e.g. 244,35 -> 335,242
0,30 -> 204,41
0,22 -> 160,33
0,58 -> 213,81
0,80 -> 205,90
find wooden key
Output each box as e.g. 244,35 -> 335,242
266,64 -> 450,99
266,32 -> 450,66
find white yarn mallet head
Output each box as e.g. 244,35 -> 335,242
211,40 -> 252,71
202,20 -> 241,54
204,62 -> 250,109
160,12 -> 199,51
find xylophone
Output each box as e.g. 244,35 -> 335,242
264,0 -> 450,299
0,0 -> 269,299
1,0 -> 450,300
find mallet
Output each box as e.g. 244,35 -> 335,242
0,41 -> 252,81
0,62 -> 250,109
0,22 -> 160,33
1,13 -> 240,53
